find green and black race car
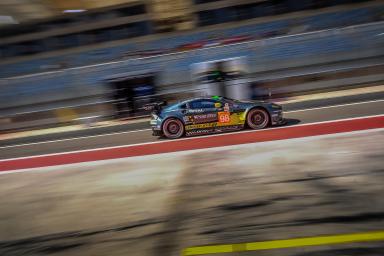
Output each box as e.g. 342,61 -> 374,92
148,96 -> 285,139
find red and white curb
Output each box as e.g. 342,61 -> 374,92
1,115 -> 383,172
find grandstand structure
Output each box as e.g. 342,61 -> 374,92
0,0 -> 383,130
0,0 -> 382,70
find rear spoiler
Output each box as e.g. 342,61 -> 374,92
143,101 -> 167,113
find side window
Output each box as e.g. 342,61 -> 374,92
189,100 -> 217,109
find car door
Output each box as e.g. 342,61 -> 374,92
215,99 -> 245,131
184,99 -> 220,135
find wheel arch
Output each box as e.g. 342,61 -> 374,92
161,116 -> 185,132
161,116 -> 185,129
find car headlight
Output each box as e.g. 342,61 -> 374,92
151,114 -> 159,120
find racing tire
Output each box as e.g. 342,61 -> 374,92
246,108 -> 270,130
162,118 -> 184,139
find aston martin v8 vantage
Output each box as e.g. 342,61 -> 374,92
147,96 -> 285,139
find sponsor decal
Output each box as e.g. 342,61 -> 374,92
188,109 -> 204,113
224,103 -> 230,112
186,129 -> 213,136
186,124 -> 242,136
183,116 -> 192,122
216,125 -> 242,132
214,102 -> 222,108
185,122 -> 217,131
192,113 -> 218,124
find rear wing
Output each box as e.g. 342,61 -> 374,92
143,101 -> 167,113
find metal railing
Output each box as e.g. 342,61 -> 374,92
2,20 -> 384,81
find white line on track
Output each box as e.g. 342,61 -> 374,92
0,99 -> 383,150
0,128 -> 152,149
284,99 -> 384,113
1,113 -> 383,162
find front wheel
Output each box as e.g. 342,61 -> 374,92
246,108 -> 270,130
162,118 -> 184,139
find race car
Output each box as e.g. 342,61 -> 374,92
147,96 -> 284,139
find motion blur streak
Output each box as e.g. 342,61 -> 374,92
1,1 -> 384,256
183,230 -> 384,255
1,128 -> 383,256
1,115 -> 383,172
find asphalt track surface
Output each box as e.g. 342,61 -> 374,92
0,95 -> 384,256
1,97 -> 384,160
1,90 -> 384,149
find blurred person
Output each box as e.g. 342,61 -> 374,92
250,81 -> 269,100
213,61 -> 228,97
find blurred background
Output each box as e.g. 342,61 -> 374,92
1,2 -> 384,255
0,0 -> 383,132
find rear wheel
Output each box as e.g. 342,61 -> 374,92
162,118 -> 184,139
246,108 -> 269,130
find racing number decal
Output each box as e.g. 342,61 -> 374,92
218,112 -> 230,123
